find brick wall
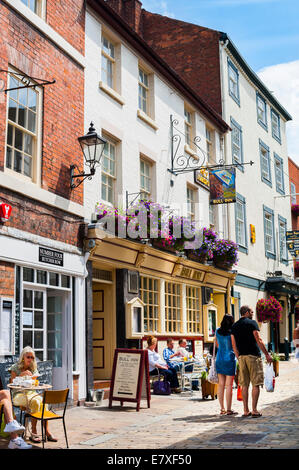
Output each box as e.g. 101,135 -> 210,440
141,11 -> 222,115
0,2 -> 85,206
106,0 -> 143,33
0,186 -> 85,247
0,261 -> 14,297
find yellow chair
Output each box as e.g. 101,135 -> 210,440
24,389 -> 69,448
0,402 -> 4,431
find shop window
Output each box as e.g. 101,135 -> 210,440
23,267 -> 34,282
186,286 -> 201,334
22,289 -> 45,360
0,298 -> 14,355
140,276 -> 159,333
165,282 -> 182,333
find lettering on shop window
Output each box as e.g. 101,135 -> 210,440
39,247 -> 64,266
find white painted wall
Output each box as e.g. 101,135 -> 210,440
84,9 -> 226,237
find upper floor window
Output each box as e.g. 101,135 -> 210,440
256,93 -> 267,130
101,36 -> 115,89
184,107 -> 193,147
138,68 -> 149,115
231,118 -> 243,171
21,0 -> 44,16
259,140 -> 271,187
140,158 -> 152,200
101,136 -> 116,205
291,182 -> 297,204
263,206 -> 276,259
271,108 -> 281,143
6,72 -> 40,181
206,127 -> 215,163
228,59 -> 240,105
274,154 -> 284,195
187,186 -> 196,222
235,194 -> 247,254
278,216 -> 288,264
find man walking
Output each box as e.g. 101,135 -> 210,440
231,305 -> 272,418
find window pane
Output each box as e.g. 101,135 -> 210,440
36,270 -> 47,284
34,311 -> 43,329
49,272 -> 59,286
27,110 -> 36,133
48,350 -> 62,367
24,155 -> 32,177
23,330 -> 33,348
15,128 -> 23,150
8,99 -> 17,122
61,275 -> 70,288
23,268 -> 34,282
23,289 -> 33,308
6,147 -> 12,169
14,151 -> 22,173
34,291 -> 43,309
34,331 -> 43,349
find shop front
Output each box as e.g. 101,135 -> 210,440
0,232 -> 86,402
85,225 -> 236,390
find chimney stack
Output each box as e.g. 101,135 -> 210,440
106,0 -> 143,34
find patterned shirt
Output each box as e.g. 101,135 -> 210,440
163,348 -> 175,365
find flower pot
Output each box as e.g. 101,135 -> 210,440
151,239 -> 177,254
186,251 -> 208,264
213,259 -> 233,270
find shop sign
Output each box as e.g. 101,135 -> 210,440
209,168 -> 236,205
39,247 -> 64,266
194,168 -> 210,190
286,230 -> 299,242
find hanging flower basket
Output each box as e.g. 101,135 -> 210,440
291,204 -> 299,216
212,239 -> 239,270
256,297 -> 282,323
295,261 -> 299,278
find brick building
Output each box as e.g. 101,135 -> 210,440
289,157 -> 299,231
0,0 -> 87,402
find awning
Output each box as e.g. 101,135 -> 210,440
265,276 -> 299,296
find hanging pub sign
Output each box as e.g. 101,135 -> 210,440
194,168 -> 210,190
39,247 -> 64,266
286,231 -> 299,257
209,168 -> 236,205
109,349 -> 151,412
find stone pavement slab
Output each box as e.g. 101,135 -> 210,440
0,361 -> 298,450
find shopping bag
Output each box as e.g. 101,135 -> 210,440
264,363 -> 275,392
237,384 -> 243,401
207,339 -> 218,384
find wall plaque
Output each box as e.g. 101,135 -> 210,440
39,247 -> 64,267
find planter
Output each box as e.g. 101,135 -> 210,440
151,238 -> 177,254
291,204 -> 299,216
213,259 -> 233,270
186,251 -> 208,264
201,378 -> 218,400
273,360 -> 279,377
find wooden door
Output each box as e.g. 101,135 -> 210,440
92,283 -> 114,380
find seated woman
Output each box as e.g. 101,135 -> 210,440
10,346 -> 57,444
146,336 -> 181,393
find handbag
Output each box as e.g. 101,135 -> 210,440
207,338 -> 218,384
153,370 -> 171,395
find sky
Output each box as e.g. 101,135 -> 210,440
141,0 -> 299,164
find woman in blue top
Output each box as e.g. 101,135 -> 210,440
215,314 -> 237,416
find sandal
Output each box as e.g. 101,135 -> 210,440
220,409 -> 227,415
29,433 -> 41,443
241,412 -> 252,418
251,412 -> 262,418
46,434 -> 58,442
226,410 -> 238,415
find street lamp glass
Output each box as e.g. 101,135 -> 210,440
78,122 -> 106,166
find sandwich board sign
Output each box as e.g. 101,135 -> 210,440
109,349 -> 150,412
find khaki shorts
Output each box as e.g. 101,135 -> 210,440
238,355 -> 264,387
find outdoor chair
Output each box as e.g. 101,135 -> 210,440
181,360 -> 206,394
24,388 -> 69,449
0,402 -> 4,432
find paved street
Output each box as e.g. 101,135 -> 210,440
1,360 -> 298,450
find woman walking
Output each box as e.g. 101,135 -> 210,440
215,314 -> 237,416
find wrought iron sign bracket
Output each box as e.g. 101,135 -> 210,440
168,114 -> 254,177
0,70 -> 56,93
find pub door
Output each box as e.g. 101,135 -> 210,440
92,282 -> 115,380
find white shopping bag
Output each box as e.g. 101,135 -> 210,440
264,363 -> 275,392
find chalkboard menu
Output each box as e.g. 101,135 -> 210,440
0,357 -> 53,389
109,349 -> 150,412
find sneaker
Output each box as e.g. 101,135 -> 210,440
4,420 -> 25,433
8,437 -> 32,449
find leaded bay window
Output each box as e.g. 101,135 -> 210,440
101,137 -> 116,204
6,73 -> 39,180
165,282 -> 182,333
140,276 -> 159,333
140,158 -> 151,200
186,286 -> 201,334
138,68 -> 149,114
101,36 -> 115,89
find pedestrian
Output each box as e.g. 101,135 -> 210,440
0,388 -> 31,449
231,305 -> 273,418
293,320 -> 299,362
215,314 -> 237,416
146,336 -> 181,393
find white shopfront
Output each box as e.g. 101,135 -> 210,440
0,230 -> 86,401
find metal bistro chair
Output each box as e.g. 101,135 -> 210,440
24,389 -> 69,449
181,359 -> 206,394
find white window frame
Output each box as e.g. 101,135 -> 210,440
187,186 -> 196,222
264,211 -> 275,255
101,35 -> 115,90
101,136 -> 116,205
291,182 -> 297,204
140,157 -> 152,200
20,0 -> 46,19
138,67 -> 149,115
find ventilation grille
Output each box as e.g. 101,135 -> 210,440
92,268 -> 112,282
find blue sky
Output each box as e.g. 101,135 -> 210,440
142,0 -> 299,163
141,0 -> 299,72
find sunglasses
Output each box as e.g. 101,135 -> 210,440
25,356 -> 34,359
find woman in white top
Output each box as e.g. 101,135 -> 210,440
293,321 -> 299,361
147,336 -> 181,393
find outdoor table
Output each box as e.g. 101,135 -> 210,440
8,383 -> 52,438
174,359 -> 206,391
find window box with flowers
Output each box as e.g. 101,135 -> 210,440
291,204 -> 299,217
186,228 -> 217,264
212,239 -> 239,270
256,297 -> 282,323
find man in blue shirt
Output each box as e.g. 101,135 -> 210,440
163,338 -> 181,371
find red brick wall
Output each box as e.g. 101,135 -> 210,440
0,2 -> 84,206
106,0 -> 142,33
46,0 -> 85,55
141,11 -> 222,115
0,186 -> 85,247
0,261 -> 14,297
289,158 -> 299,231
